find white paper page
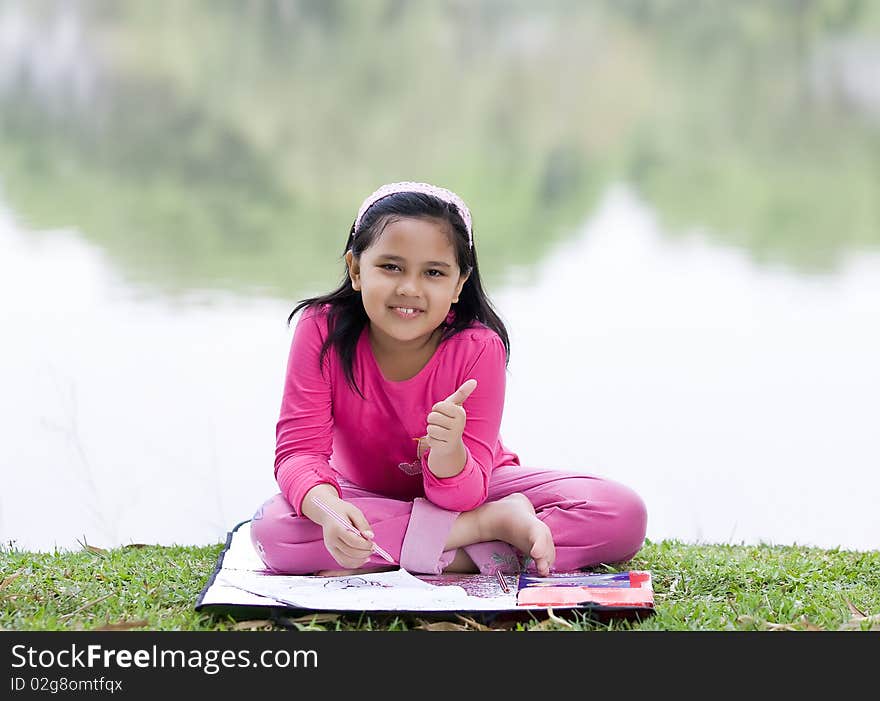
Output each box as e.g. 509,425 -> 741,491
218,568 -> 515,611
220,522 -> 269,572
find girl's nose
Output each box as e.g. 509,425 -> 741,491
397,277 -> 420,296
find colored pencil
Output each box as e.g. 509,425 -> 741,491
312,497 -> 396,564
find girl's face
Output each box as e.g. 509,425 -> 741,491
345,217 -> 469,353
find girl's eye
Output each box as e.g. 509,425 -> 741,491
379,264 -> 444,277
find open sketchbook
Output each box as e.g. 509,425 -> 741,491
196,520 -> 654,620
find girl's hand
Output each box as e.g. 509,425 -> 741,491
319,499 -> 376,569
302,486 -> 376,569
424,379 -> 477,457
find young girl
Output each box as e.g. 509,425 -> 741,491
250,181 -> 647,577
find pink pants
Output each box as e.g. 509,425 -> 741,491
250,465 -> 647,575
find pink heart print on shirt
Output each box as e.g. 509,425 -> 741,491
397,436 -> 427,475
396,380 -> 476,476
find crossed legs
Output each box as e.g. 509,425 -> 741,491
250,465 -> 647,575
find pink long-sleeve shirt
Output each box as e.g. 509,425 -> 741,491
274,304 -> 521,514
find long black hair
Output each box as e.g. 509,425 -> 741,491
289,190 -> 510,399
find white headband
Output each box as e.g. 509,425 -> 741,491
353,181 -> 473,248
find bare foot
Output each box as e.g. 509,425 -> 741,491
483,493 -> 556,576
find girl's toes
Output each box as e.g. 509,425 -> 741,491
534,558 -> 551,576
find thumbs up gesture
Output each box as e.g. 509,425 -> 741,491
423,379 -> 478,457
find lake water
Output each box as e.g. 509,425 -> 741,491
3,184 -> 878,554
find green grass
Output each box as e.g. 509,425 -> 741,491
2,539 -> 878,631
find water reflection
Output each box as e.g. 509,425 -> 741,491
1,0 -> 878,298
2,185 -> 878,553
497,186 -> 880,552
2,0 -> 878,552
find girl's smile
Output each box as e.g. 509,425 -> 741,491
389,307 -> 424,319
